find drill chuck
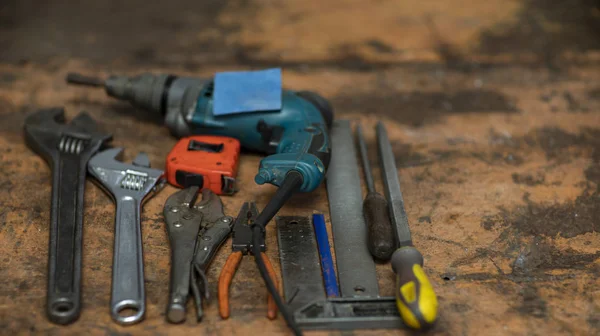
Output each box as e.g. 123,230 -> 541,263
67,72 -> 206,137
104,73 -> 172,117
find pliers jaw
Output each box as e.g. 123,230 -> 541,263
218,202 -> 278,320
164,186 -> 204,235
231,202 -> 265,254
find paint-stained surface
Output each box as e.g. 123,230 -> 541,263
0,1 -> 599,335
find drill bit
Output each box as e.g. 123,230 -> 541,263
66,73 -> 105,87
355,124 -> 395,261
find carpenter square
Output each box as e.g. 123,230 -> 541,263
276,216 -> 326,313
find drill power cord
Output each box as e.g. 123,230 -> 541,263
253,227 -> 302,336
251,171 -> 304,336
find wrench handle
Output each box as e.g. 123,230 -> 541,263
110,197 -> 145,325
47,155 -> 86,324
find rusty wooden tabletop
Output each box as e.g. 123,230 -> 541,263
0,1 -> 599,335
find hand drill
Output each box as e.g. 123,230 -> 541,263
67,71 -> 332,333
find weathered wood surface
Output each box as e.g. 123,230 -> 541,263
0,1 -> 599,335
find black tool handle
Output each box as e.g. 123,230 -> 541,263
47,154 -> 86,324
363,191 -> 395,261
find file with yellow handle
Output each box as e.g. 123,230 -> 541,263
391,246 -> 438,329
376,122 -> 438,330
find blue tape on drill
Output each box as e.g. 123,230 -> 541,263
212,68 -> 282,116
312,214 -> 340,297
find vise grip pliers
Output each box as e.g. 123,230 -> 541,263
163,186 -> 233,323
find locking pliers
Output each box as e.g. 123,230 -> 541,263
163,186 -> 233,323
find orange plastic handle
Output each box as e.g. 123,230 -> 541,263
218,251 -> 243,319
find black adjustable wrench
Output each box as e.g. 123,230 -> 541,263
23,108 -> 112,324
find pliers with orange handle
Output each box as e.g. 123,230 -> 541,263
218,202 -> 278,320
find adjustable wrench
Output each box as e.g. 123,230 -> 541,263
23,108 -> 112,324
87,148 -> 165,325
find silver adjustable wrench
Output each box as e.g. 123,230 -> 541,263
88,148 -> 165,325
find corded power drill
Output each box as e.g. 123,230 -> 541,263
67,71 -> 332,334
67,72 -> 332,193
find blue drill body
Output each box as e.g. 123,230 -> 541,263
67,72 -> 333,193
190,85 -> 330,192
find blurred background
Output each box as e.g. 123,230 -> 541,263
1,0 -> 599,72
1,0 -> 600,128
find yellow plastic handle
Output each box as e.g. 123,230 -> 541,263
394,258 -> 438,329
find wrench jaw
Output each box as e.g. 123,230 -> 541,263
24,108 -> 112,166
87,148 -> 165,326
23,108 -> 66,164
23,108 -> 112,325
146,177 -> 167,204
88,148 -> 166,201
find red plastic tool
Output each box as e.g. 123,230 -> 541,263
166,135 -> 241,195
